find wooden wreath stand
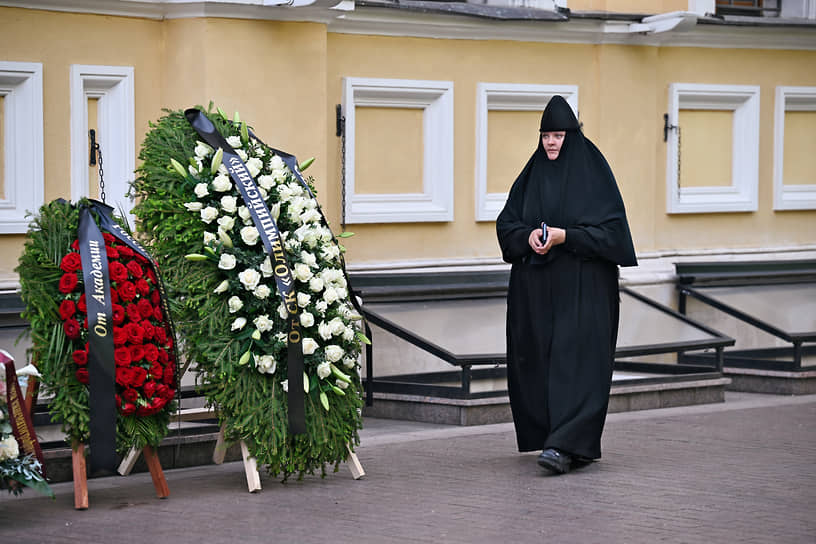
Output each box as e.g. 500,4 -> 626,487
211,423 -> 365,492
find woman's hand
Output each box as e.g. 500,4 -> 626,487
528,226 -> 566,255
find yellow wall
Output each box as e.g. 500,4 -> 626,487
567,0 -> 688,13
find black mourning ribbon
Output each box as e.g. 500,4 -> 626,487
185,108 -> 306,435
77,204 -> 118,476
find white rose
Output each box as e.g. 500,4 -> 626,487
316,362 -> 332,380
259,256 -> 274,277
203,231 -> 217,244
297,292 -> 311,308
329,317 -> 346,336
238,205 -> 251,222
226,135 -> 242,148
318,321 -> 333,341
217,215 -> 235,231
300,311 -> 315,327
281,379 -> 288,392
221,195 -> 237,213
0,436 -> 20,461
289,183 -> 304,197
218,254 -> 237,270
293,263 -> 313,282
320,244 -> 340,261
277,184 -> 294,202
323,286 -> 339,305
184,201 -> 203,212
255,355 -> 277,374
194,183 -> 209,198
300,209 -> 322,225
335,379 -> 349,390
342,356 -> 357,369
278,303 -> 289,320
195,141 -> 213,159
335,287 -> 348,301
325,345 -> 344,363
253,314 -> 274,333
318,227 -> 333,243
258,174 -> 276,190
231,317 -> 247,331
269,155 -> 285,171
342,327 -> 355,341
272,168 -> 288,183
238,268 -> 261,291
228,296 -> 243,313
240,226 -> 260,246
275,331 -> 287,343
254,284 -> 271,299
212,174 -> 232,192
246,157 -> 263,178
236,149 -> 248,161
300,251 -> 317,269
308,276 -> 324,293
200,206 -> 219,224
302,337 -> 318,355
315,300 -> 328,315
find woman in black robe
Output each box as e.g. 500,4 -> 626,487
496,95 -> 637,474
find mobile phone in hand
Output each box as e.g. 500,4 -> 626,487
541,222 -> 548,244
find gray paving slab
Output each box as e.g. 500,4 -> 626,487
1,393 -> 815,544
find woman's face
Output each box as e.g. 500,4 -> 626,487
541,131 -> 566,160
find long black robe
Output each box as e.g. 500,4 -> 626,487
496,97 -> 637,459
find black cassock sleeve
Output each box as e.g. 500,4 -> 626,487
564,217 -> 637,267
496,177 -> 535,264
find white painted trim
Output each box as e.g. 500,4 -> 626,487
666,83 -> 759,214
773,86 -> 816,211
474,84 -> 578,221
0,61 -> 44,234
70,64 -> 135,221
342,77 -> 454,223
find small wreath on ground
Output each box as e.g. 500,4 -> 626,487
131,105 -> 365,479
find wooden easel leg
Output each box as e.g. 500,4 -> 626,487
212,423 -> 228,465
239,441 -> 262,493
346,444 -> 365,480
117,446 -> 141,476
72,441 -> 89,510
143,446 -> 169,499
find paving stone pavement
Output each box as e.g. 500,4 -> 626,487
1,393 -> 815,544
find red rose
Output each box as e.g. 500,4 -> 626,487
144,381 -> 157,398
70,239 -> 80,251
117,245 -> 135,258
59,299 -> 76,320
131,367 -> 148,387
147,268 -> 158,284
150,290 -> 161,306
137,299 -> 153,319
135,252 -> 149,264
154,328 -> 167,345
77,293 -> 87,313
153,306 -> 163,321
72,349 -> 88,366
157,348 -> 169,364
106,245 -> 120,259
102,233 -> 115,245
115,394 -> 122,408
126,322 -> 144,344
118,281 -> 136,301
109,261 -> 128,283
63,318 -> 81,339
126,303 -> 142,323
122,403 -> 136,416
76,368 -> 89,384
60,252 -> 82,273
144,343 -> 159,363
122,388 -> 139,403
113,326 -> 128,346
58,273 -> 79,294
163,365 -> 175,386
114,347 -> 131,367
83,316 -> 88,330
129,344 -> 145,363
150,361 -> 163,379
141,320 -> 155,341
127,261 -> 144,279
112,304 -> 125,325
115,367 -> 133,387
110,289 -> 119,304
136,279 -> 150,297
136,405 -> 154,417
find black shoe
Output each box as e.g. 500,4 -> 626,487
537,448 -> 572,474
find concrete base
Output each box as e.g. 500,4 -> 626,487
725,367 -> 816,395
363,377 -> 732,426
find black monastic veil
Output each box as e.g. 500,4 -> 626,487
496,96 -> 636,459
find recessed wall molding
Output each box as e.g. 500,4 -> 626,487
475,83 -> 578,221
342,77 -> 454,224
0,61 -> 44,234
70,64 -> 135,218
666,83 -> 760,214
773,86 -> 816,211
